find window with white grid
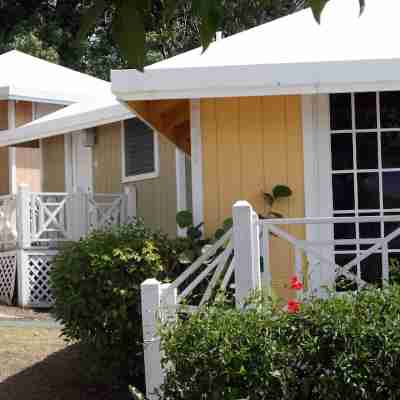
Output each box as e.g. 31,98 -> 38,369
330,92 -> 400,285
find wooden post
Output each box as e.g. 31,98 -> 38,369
72,191 -> 88,240
141,279 -> 177,400
232,201 -> 261,308
124,185 -> 137,221
16,184 -> 31,307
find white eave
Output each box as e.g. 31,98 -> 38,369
0,50 -> 111,104
0,96 -> 134,147
112,0 -> 400,100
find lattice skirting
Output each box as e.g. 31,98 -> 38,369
25,251 -> 58,308
0,251 -> 17,305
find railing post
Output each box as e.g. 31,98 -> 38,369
232,200 -> 261,308
141,279 -> 163,400
71,191 -> 89,240
16,184 -> 31,307
124,185 -> 137,222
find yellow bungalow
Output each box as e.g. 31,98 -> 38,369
111,0 -> 400,296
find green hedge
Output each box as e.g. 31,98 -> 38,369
50,221 -> 181,388
161,286 -> 400,399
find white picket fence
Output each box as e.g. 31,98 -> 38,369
0,184 -> 135,307
141,200 -> 400,399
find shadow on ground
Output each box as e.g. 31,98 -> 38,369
0,344 -> 131,400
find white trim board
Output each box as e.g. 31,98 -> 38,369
175,148 -> 188,237
120,119 -> 160,183
112,59 -> 400,101
8,100 -> 17,194
302,94 -> 334,294
190,99 -> 204,229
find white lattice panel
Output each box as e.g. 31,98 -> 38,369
0,252 -> 17,305
88,193 -> 126,230
27,252 -> 56,307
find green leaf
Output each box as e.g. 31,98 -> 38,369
214,228 -> 225,240
188,226 -> 202,241
309,0 -> 329,23
310,0 -> 365,23
272,185 -> 292,199
192,0 -> 222,52
176,210 -> 194,228
76,0 -> 108,42
222,218 -> 233,231
263,192 -> 274,207
113,1 -> 146,70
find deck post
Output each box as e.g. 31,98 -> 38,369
16,184 -> 31,306
72,190 -> 88,240
124,185 -> 137,221
141,279 -> 164,400
232,201 -> 261,308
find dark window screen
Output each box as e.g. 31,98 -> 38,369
124,118 -> 155,177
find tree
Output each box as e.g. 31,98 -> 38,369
79,0 -> 366,71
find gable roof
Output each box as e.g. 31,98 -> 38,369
112,0 -> 400,100
0,50 -> 110,104
0,94 -> 134,147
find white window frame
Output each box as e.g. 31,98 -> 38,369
121,119 -> 160,183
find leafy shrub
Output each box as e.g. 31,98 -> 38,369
161,286 -> 400,399
50,220 -> 175,388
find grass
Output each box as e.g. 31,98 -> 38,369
0,326 -> 131,400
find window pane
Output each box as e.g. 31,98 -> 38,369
356,132 -> 378,169
380,91 -> 400,128
333,174 -> 354,210
359,214 -> 381,239
334,214 -> 356,251
124,118 -> 155,177
360,254 -> 382,285
383,172 -> 400,209
331,133 -> 353,170
357,173 -> 380,209
330,93 -> 352,130
384,220 -> 400,250
355,92 -> 377,129
381,131 -> 400,168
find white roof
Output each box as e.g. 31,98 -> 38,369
0,94 -> 134,146
0,50 -> 110,104
112,0 -> 400,100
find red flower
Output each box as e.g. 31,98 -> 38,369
287,299 -> 301,314
290,276 -> 304,291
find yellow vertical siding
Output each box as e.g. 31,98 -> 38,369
16,147 -> 41,191
41,136 -> 65,192
15,101 -> 32,127
93,121 -> 178,236
201,96 -> 305,298
0,101 -> 8,130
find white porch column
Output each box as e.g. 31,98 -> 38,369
16,184 -> 31,306
232,201 -> 261,308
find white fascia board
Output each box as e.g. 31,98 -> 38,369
112,58 -> 400,100
0,104 -> 135,147
6,85 -> 110,105
0,86 -> 10,100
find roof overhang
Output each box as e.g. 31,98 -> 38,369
112,58 -> 400,101
0,101 -> 134,147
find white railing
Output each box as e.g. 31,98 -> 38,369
140,200 -> 400,399
88,193 -> 127,230
8,185 -> 131,249
0,195 -> 17,250
260,214 -> 400,297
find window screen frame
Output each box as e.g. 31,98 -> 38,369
121,118 -> 160,183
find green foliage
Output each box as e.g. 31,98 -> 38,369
308,0 -> 365,22
50,220 -> 174,387
161,286 -> 400,399
263,184 -> 293,218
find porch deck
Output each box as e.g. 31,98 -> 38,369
0,185 -> 134,308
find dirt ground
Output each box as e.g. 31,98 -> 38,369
0,326 -> 131,400
0,305 -> 52,320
